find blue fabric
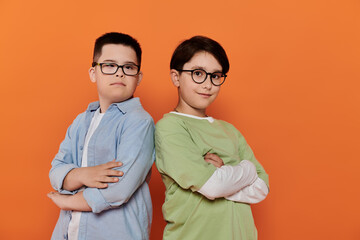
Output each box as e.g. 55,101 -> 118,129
49,97 -> 155,240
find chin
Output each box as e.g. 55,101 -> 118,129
193,104 -> 210,111
198,100 -> 214,109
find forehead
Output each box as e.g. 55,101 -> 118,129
98,44 -> 138,64
184,51 -> 222,72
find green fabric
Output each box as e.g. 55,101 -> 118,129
155,113 -> 269,240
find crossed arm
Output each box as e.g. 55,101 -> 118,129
48,159 -> 153,211
155,120 -> 268,204
48,160 -> 124,211
199,153 -> 269,204
48,117 -> 155,213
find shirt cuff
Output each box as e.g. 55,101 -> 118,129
50,164 -> 78,195
83,187 -> 111,213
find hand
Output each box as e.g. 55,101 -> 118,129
204,153 -> 224,168
47,191 -> 92,211
47,191 -> 72,210
78,159 -> 124,188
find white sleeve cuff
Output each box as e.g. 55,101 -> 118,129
198,160 -> 258,200
225,177 -> 269,204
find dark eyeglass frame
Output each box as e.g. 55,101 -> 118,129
92,62 -> 140,76
176,69 -> 227,86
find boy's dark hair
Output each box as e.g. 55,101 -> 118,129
170,36 -> 229,74
93,32 -> 142,68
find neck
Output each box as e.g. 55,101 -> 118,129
98,97 -> 111,113
98,96 -> 134,113
175,101 -> 207,117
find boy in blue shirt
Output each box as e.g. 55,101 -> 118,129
48,32 -> 155,240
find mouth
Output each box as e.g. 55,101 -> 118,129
110,82 -> 126,86
198,93 -> 212,98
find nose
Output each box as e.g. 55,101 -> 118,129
116,71 -> 125,78
202,75 -> 212,89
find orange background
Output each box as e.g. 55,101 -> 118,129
1,0 -> 359,239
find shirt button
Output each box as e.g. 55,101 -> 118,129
80,146 -> 83,150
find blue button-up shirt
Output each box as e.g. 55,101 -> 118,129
49,98 -> 155,240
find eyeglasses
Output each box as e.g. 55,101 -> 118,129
92,62 -> 140,76
176,69 -> 226,86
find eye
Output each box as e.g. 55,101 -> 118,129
103,63 -> 117,68
124,64 -> 136,70
212,73 -> 223,80
193,70 -> 204,77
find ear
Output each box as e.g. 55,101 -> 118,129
89,67 -> 96,83
170,69 -> 180,87
137,71 -> 143,86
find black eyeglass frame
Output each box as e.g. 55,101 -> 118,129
176,69 -> 227,86
92,62 -> 140,76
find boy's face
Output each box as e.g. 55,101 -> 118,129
171,51 -> 221,115
89,44 -> 142,106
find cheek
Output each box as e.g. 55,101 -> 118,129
94,71 -> 103,81
180,79 -> 197,92
213,87 -> 220,96
128,79 -> 139,90
95,79 -> 111,95
179,84 -> 196,99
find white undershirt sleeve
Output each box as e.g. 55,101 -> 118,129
225,177 -> 269,204
198,160 -> 258,200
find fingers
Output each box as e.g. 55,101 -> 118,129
204,158 -> 221,168
204,159 -> 214,166
47,191 -> 62,200
106,169 -> 124,177
204,158 -> 213,164
204,155 -> 219,163
204,153 -> 224,162
204,153 -> 216,162
95,182 -> 108,189
99,175 -> 119,183
103,160 -> 123,169
94,174 -> 122,188
205,153 -> 221,161
47,192 -> 55,199
83,160 -> 124,189
204,153 -> 224,168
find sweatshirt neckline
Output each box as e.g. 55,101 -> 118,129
170,111 -> 214,123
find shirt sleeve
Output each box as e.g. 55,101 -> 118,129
83,116 -> 155,213
49,120 -> 79,195
197,160 -> 258,200
155,118 -> 216,191
225,177 -> 269,204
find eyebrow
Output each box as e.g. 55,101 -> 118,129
191,65 -> 222,72
102,59 -> 138,65
102,59 -> 117,63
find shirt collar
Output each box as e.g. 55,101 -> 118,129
86,97 -> 142,114
170,111 -> 215,123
